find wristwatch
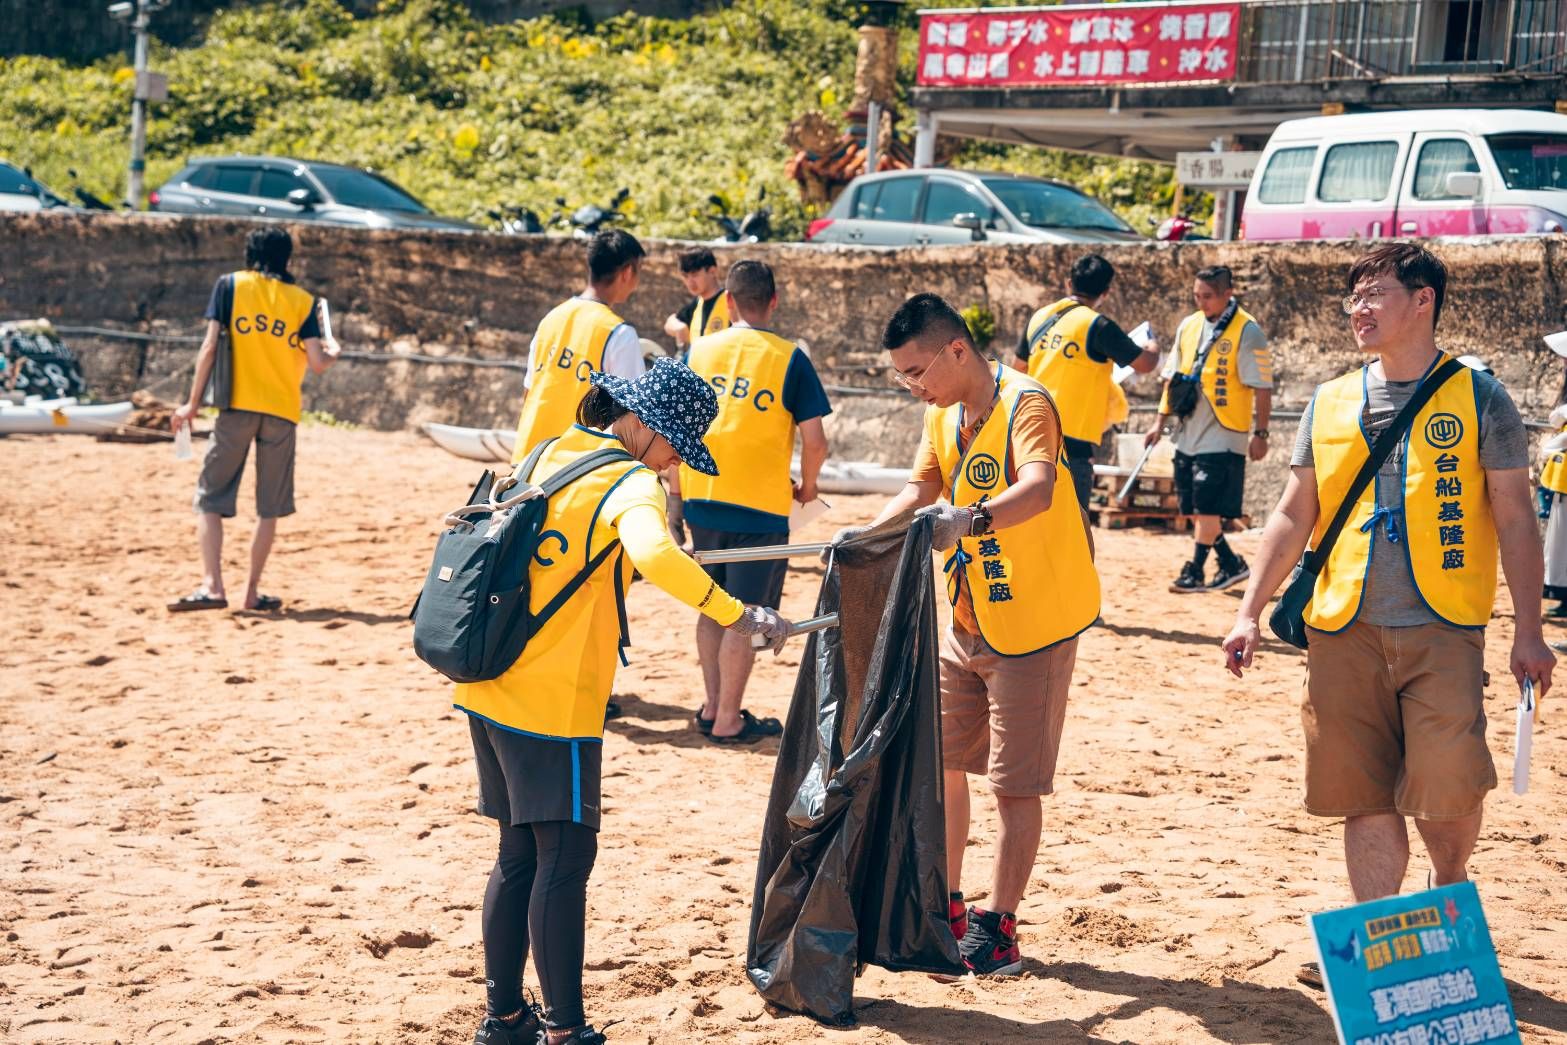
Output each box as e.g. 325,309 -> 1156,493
1252,429 -> 1270,439
969,503 -> 994,537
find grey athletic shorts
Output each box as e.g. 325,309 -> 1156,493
194,408 -> 297,519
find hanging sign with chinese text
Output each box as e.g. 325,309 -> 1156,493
1176,151 -> 1261,188
917,3 -> 1242,88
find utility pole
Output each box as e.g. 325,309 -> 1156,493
109,0 -> 168,210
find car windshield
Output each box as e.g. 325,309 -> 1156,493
1485,133 -> 1567,191
0,162 -> 65,205
309,166 -> 429,213
980,177 -> 1132,232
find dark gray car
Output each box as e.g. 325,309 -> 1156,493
150,156 -> 479,231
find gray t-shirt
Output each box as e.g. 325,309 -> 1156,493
1166,314 -> 1272,457
1290,362 -> 1529,626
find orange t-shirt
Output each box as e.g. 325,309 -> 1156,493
911,393 -> 1063,634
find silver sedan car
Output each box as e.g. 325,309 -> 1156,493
806,169 -> 1144,247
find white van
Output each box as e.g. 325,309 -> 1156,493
1241,109 -> 1567,240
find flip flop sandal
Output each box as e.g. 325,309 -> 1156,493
706,709 -> 783,745
168,590 -> 228,612
692,708 -> 714,734
604,700 -> 622,721
246,595 -> 283,612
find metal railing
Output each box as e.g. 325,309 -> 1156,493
1236,0 -> 1566,83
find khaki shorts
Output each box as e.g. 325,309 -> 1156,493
194,408 -> 297,519
940,626 -> 1077,797
1302,620 -> 1496,821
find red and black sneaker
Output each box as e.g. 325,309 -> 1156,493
947,891 -> 969,941
958,906 -> 1023,976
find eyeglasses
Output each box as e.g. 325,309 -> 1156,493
1342,284 -> 1407,315
890,341 -> 956,394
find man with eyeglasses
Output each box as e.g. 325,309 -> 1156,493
1222,244 -> 1552,986
831,293 -> 1099,977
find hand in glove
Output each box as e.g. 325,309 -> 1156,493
666,493 -> 688,549
915,503 -> 977,552
727,605 -> 793,654
821,523 -> 872,564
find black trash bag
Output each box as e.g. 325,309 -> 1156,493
746,511 -> 964,1025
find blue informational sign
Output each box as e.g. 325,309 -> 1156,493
1309,882 -> 1521,1045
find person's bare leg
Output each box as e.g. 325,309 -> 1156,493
197,512 -> 225,598
1344,812 -> 1410,901
992,793 -> 1043,914
944,769 -> 971,891
1193,514 -> 1222,546
242,516 -> 277,609
1414,810 -> 1483,886
708,632 -> 757,737
696,614 -> 725,721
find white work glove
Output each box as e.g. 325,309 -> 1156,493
821,523 -> 872,564
915,504 -> 978,553
727,605 -> 792,655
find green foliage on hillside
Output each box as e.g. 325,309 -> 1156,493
0,0 -> 1196,239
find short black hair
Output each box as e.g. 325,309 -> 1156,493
1347,243 -> 1448,328
882,292 -> 971,353
576,383 -> 629,429
588,229 -> 645,284
678,247 -> 717,274
245,227 -> 293,279
1195,265 -> 1233,291
726,260 -> 775,311
1069,254 -> 1114,298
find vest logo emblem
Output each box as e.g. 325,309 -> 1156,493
1424,413 -> 1463,450
966,453 -> 1001,491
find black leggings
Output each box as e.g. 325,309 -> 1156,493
482,819 -> 598,1029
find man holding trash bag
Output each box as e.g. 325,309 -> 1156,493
1222,245 -> 1551,936
832,293 -> 1100,976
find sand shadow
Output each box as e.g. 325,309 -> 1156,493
1508,978 -> 1567,1034
1097,620 -> 1303,657
606,692 -> 695,725
852,961 -> 1336,1045
604,699 -> 782,754
849,997 -> 1120,1043
243,606 -> 410,626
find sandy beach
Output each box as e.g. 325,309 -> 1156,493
2,425 -> 1564,1045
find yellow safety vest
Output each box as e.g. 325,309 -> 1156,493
227,270 -> 316,423
1305,360 -> 1497,631
1025,298 -> 1110,444
1540,429 -> 1567,495
680,325 -> 798,525
691,291 -> 730,341
1159,306 -> 1268,432
455,425 -> 650,739
513,297 -> 627,462
929,366 -> 1101,655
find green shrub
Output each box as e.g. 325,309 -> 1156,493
0,0 -> 1186,236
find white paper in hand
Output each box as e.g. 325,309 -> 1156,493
318,298 -> 333,342
790,497 -> 829,532
1114,322 -> 1154,385
1544,330 -> 1567,359
1513,679 -> 1536,795
173,424 -> 193,461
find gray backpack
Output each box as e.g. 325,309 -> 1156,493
412,438 -> 635,683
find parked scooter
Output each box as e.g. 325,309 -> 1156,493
709,186 -> 771,243
488,204 -> 546,235
568,187 -> 631,239
66,169 -> 117,211
1148,212 -> 1209,242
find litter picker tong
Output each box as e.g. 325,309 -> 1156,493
693,542 -> 839,648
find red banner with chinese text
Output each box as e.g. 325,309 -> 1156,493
917,3 -> 1241,88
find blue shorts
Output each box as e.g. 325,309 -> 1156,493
689,525 -> 789,610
